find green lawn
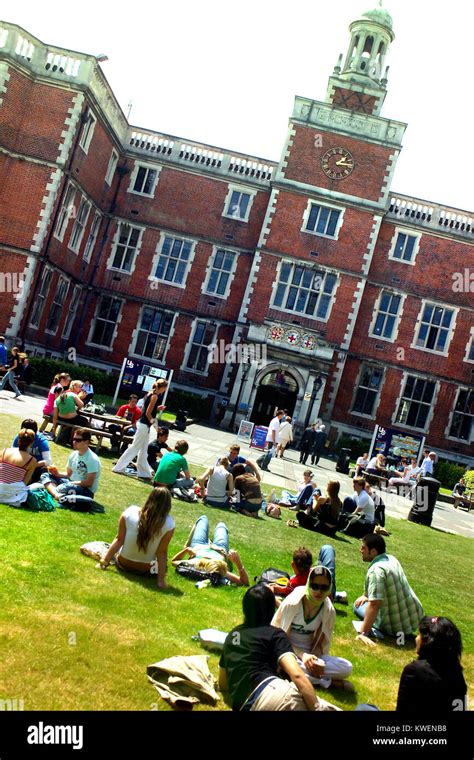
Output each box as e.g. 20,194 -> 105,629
0,413 -> 472,712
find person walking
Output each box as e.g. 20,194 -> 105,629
0,336 -> 8,367
0,346 -> 22,398
311,424 -> 327,466
257,410 -> 284,471
299,424 -> 316,465
277,416 -> 294,458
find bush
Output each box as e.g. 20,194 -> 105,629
434,460 -> 468,490
464,469 -> 474,491
29,358 -> 118,395
335,434 -> 370,459
165,390 -> 213,420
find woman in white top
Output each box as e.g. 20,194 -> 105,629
99,487 -> 174,589
277,416 -> 294,458
198,457 -> 234,508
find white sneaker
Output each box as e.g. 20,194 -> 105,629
334,591 -> 348,604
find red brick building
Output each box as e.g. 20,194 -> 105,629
0,8 -> 472,461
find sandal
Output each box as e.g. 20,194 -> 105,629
286,519 -> 299,528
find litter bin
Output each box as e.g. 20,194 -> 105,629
408,476 -> 440,527
335,448 -> 351,475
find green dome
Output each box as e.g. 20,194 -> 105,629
362,6 -> 393,30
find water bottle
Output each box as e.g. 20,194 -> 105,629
260,500 -> 267,516
195,579 -> 211,589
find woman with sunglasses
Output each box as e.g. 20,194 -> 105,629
272,565 -> 353,691
396,616 -> 467,713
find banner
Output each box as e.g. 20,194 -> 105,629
237,420 -> 254,444
369,425 -> 425,463
250,425 -> 268,450
112,358 -> 173,405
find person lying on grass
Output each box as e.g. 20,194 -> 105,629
272,565 -> 353,691
171,514 -> 249,586
219,584 -> 339,711
99,487 -> 174,590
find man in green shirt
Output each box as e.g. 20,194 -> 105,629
154,440 -> 194,490
353,533 -> 423,647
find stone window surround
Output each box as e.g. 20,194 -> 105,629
180,318 -> 219,377
387,226 -> 421,266
127,161 -> 162,198
201,245 -> 239,299
222,183 -> 257,223
368,288 -> 406,344
301,198 -> 345,240
148,233 -> 198,290
410,299 -> 458,358
270,258 -> 340,324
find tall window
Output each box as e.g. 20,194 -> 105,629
68,196 -> 91,253
131,165 -> 158,196
83,211 -> 101,263
153,236 -> 193,286
223,189 -> 253,221
134,307 -> 174,361
62,285 -> 82,340
111,224 -> 143,272
273,263 -> 337,320
185,321 -> 216,373
371,291 -> 402,340
79,111 -> 96,153
449,389 -> 473,442
54,184 -> 76,242
89,296 -> 122,348
395,376 -> 436,430
29,268 -> 52,328
45,277 -> 69,334
391,231 -> 418,263
204,249 -> 236,296
352,365 -> 384,417
304,203 -> 341,238
105,149 -> 119,186
415,303 -> 454,353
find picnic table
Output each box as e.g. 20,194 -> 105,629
40,410 -> 134,451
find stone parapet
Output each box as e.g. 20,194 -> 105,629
387,193 -> 474,241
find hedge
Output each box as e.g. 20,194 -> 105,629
335,434 -> 370,460
435,461 -> 471,490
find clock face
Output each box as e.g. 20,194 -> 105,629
321,147 -> 355,180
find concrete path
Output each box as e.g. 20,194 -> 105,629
1,390 -> 472,539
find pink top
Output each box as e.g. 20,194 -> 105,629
43,383 -> 61,415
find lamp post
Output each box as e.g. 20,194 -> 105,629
304,375 -> 323,430
229,359 -> 250,432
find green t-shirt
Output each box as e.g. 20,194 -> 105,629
55,393 -> 77,415
154,452 -> 188,485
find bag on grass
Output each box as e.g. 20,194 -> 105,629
175,562 -> 221,587
25,487 -> 56,512
254,567 -> 290,586
172,487 -> 198,503
80,540 -> 111,561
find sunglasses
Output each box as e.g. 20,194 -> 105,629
72,437 -> 83,442
310,582 -> 330,592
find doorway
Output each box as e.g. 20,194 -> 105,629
250,369 -> 298,426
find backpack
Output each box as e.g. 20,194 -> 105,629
254,567 -> 290,586
172,487 -> 198,503
24,487 -> 56,512
175,562 -> 222,586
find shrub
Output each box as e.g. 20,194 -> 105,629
335,434 -> 370,460
165,390 -> 213,420
434,460 -> 468,490
462,469 -> 474,492
29,358 -> 118,395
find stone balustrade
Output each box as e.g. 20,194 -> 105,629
387,194 -> 474,240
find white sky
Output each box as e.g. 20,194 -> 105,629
4,0 -> 474,212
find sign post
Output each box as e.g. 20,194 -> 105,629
112,358 -> 173,408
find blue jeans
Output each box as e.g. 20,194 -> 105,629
318,544 -> 336,598
172,477 -> 194,489
0,370 -> 21,396
40,473 -> 94,499
353,601 -> 385,639
189,515 -> 229,553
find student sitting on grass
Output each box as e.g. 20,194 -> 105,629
98,487 -> 174,590
0,429 -> 40,506
153,440 -> 194,491
279,470 -> 318,510
231,463 -> 263,518
297,480 -> 342,537
197,457 -> 234,508
219,585 -> 339,711
267,547 -> 312,606
40,428 -> 101,506
396,616 -> 467,713
272,564 -> 354,691
12,419 -> 52,483
51,380 -> 88,441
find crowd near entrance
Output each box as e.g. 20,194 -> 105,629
250,370 -> 298,425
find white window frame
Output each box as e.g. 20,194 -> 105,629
62,285 -> 82,340
446,387 -> 474,444
222,184 -> 256,222
388,227 -> 421,266
181,319 -> 218,376
86,295 -> 124,351
45,276 -> 70,335
83,211 -> 101,263
127,161 -> 161,198
270,260 -> 339,323
54,183 -> 76,242
463,327 -> 474,364
149,234 -> 197,290
107,221 -> 145,275
393,373 -> 438,432
201,246 -> 238,299
368,289 -> 406,343
105,149 -> 119,186
351,363 -> 385,420
68,195 -> 91,253
301,199 -> 345,240
29,267 -> 53,329
79,110 -> 97,154
411,300 -> 458,357
131,306 -> 176,363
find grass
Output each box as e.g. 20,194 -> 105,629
0,412 -> 473,712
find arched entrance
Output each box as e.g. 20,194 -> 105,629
250,369 -> 299,425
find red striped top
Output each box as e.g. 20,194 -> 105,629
0,449 -> 34,483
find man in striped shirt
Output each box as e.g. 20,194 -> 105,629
353,533 -> 424,647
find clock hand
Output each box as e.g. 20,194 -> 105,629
335,159 -> 353,166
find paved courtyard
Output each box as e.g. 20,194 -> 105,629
1,390 -> 472,539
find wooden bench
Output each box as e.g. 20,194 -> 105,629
40,415 -> 134,452
364,472 -> 389,489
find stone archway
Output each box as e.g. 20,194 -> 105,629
250,366 -> 301,425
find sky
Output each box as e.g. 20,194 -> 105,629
3,0 -> 474,212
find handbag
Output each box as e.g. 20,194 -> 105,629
254,567 -> 290,586
24,487 -> 56,512
175,562 -> 222,587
